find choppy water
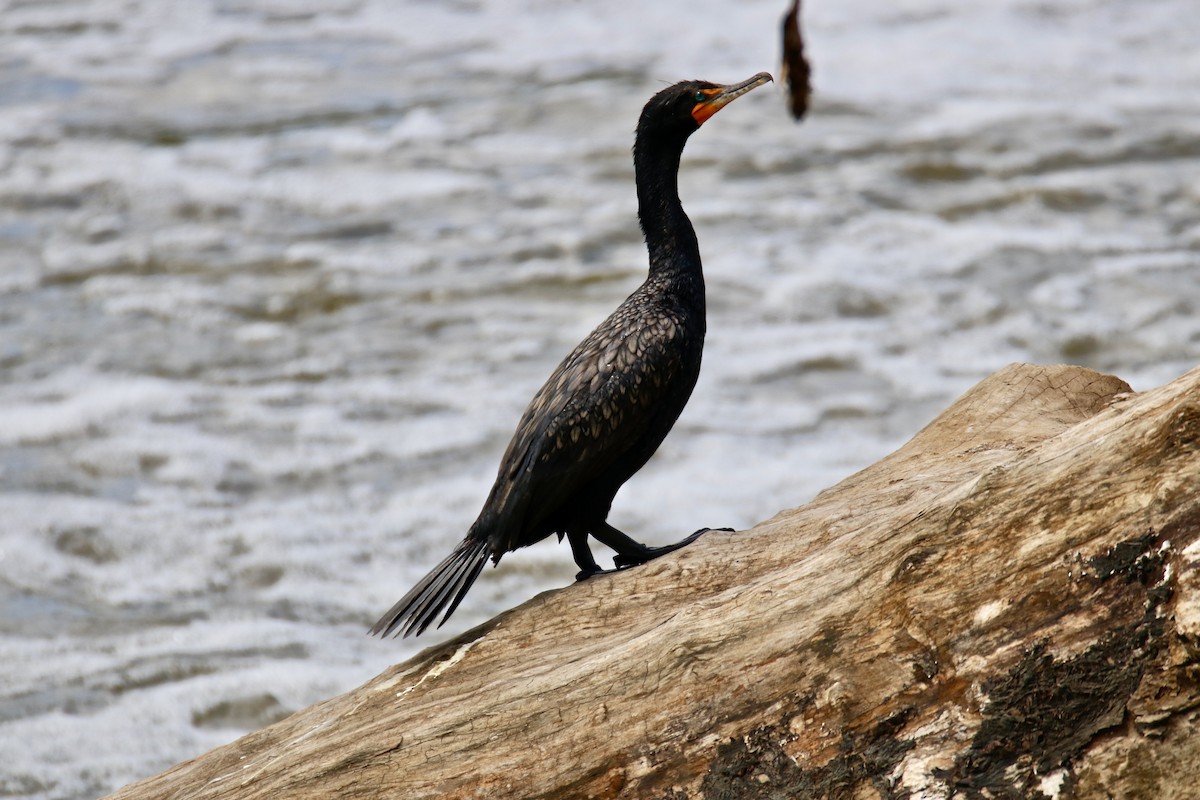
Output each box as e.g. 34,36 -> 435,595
1,0 -> 1197,796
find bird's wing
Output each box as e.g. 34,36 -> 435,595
479,300 -> 694,551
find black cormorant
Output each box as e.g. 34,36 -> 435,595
372,72 -> 773,638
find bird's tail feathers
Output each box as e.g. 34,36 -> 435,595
370,538 -> 490,638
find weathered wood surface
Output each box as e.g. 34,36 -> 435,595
107,363 -> 1200,799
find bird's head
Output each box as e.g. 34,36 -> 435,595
637,72 -> 773,143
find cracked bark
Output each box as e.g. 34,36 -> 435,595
105,363 -> 1200,800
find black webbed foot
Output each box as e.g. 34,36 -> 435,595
575,566 -> 623,581
611,526 -> 731,570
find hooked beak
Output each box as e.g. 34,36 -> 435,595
691,72 -> 774,126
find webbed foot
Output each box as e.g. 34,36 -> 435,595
575,566 -> 621,581
612,526 -> 732,570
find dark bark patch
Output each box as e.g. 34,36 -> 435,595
700,707 -> 915,800
939,533 -> 1172,798
1087,530 -> 1161,584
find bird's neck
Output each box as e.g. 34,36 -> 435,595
635,137 -> 703,302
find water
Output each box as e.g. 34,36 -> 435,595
1,0 -> 1197,796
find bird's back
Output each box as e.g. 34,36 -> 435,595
471,274 -> 705,556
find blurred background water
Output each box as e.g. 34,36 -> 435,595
0,0 -> 1197,796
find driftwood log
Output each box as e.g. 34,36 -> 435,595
107,363 -> 1200,799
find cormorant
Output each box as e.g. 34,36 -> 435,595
372,72 -> 773,638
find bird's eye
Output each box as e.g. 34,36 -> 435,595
693,90 -> 706,102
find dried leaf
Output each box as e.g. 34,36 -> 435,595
781,0 -> 811,120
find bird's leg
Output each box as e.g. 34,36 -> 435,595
568,529 -> 604,581
592,521 -> 719,570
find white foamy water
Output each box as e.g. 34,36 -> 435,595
1,0 -> 1198,797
